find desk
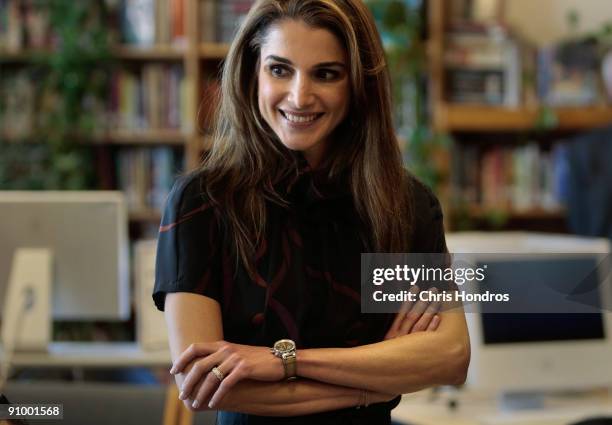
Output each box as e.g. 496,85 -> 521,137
0,342 -> 171,368
392,388 -> 612,425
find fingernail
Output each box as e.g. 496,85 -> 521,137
208,401 -> 215,409
192,400 -> 200,409
169,367 -> 175,374
179,391 -> 186,400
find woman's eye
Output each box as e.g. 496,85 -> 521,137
269,65 -> 290,77
316,69 -> 340,81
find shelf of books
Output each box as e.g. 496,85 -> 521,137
1,0 -> 255,229
0,0 -> 256,340
450,141 -> 566,221
428,0 -> 612,230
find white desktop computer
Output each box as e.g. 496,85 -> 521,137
447,232 -> 612,410
0,191 -> 130,354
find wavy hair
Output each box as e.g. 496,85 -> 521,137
199,0 -> 413,276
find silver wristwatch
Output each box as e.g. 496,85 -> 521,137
271,339 -> 297,380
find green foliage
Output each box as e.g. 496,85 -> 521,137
366,0 -> 449,189
1,0 -> 114,190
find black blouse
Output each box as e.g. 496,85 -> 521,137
153,162 -> 447,425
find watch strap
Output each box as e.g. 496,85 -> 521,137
282,353 -> 297,380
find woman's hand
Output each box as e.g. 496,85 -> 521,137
170,341 -> 284,408
384,286 -> 441,340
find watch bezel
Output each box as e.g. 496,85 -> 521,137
273,338 -> 296,355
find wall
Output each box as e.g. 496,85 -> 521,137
504,0 -> 612,46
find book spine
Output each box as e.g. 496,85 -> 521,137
455,143 -> 565,212
171,0 -> 185,46
122,0 -> 155,46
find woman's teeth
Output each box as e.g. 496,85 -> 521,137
281,111 -> 320,123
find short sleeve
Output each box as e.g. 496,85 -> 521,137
152,173 -> 224,311
408,174 -> 448,254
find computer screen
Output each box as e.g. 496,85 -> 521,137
480,257 -> 605,344
447,232 -> 612,393
0,191 -> 130,321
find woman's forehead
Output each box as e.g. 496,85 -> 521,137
259,20 -> 347,66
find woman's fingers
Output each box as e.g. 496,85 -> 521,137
385,286 -> 419,339
426,314 -> 441,331
411,296 -> 441,333
191,354 -> 240,409
399,287 -> 439,334
171,341 -> 220,374
179,350 -> 225,401
208,358 -> 250,408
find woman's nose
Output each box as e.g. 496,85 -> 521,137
288,75 -> 315,109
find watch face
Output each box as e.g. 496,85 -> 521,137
274,339 -> 295,353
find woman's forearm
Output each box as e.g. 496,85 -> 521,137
297,311 -> 470,395
165,294 -> 392,416
184,377 -> 390,416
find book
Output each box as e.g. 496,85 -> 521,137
0,0 -> 24,51
0,70 -> 35,139
445,30 -> 522,107
452,142 -> 565,212
199,0 -> 216,42
170,0 -> 185,47
121,0 -> 186,46
537,40 -> 602,106
198,0 -> 254,43
116,147 -> 179,212
23,0 -> 50,49
109,64 -> 188,132
121,0 -> 155,46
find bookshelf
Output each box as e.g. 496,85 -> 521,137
0,0 -> 249,227
199,42 -> 230,59
0,0 -> 255,343
434,104 -> 612,132
427,0 -> 612,231
112,45 -> 186,60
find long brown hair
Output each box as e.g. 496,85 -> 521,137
199,0 -> 413,275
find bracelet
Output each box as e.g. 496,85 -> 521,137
356,389 -> 368,409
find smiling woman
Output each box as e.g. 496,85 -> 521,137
257,20 -> 350,167
152,1 -> 470,424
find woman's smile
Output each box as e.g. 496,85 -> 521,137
278,109 -> 325,127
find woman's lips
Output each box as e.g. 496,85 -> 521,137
279,109 -> 324,128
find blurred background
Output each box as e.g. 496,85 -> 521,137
2,0 -> 612,424
3,0 -> 612,236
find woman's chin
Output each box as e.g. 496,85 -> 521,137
279,140 -> 319,154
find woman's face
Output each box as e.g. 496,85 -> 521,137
257,19 -> 350,168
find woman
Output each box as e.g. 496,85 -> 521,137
153,0 -> 470,423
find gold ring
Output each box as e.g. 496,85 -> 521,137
211,366 -> 224,382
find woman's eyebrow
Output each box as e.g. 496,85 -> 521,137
264,55 -> 346,68
315,61 -> 346,69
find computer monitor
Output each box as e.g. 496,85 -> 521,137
446,232 -> 612,401
0,191 -> 130,321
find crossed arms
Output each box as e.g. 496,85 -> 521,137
164,290 -> 470,416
